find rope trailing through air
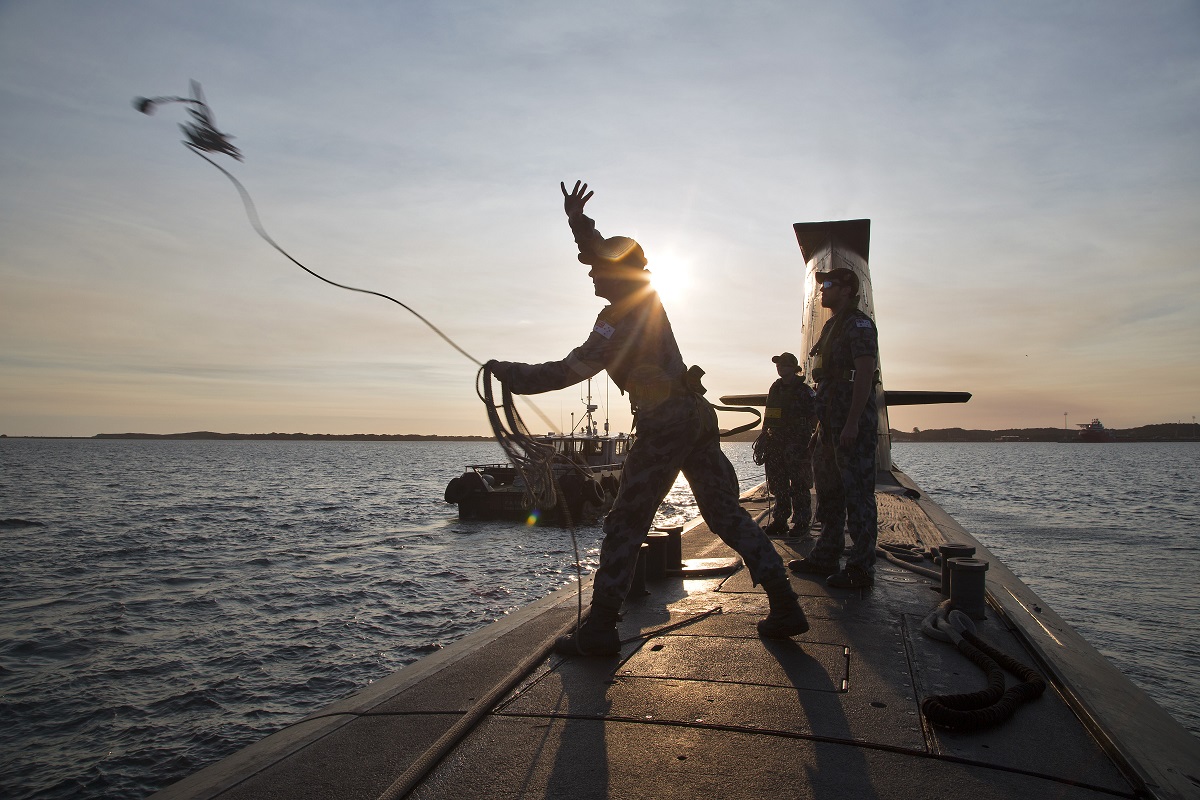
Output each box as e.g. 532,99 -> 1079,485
136,80 -> 590,631
135,81 -> 565,439
135,81 -> 480,367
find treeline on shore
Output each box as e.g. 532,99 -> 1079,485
90,432 -> 493,441
722,422 -> 1200,443
893,422 -> 1199,442
3,423 -> 1193,443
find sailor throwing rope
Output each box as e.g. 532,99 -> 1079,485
486,181 -> 810,656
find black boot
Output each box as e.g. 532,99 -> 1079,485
554,601 -> 621,656
763,518 -> 790,536
757,578 -> 810,639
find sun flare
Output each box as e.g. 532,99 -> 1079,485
647,250 -> 692,303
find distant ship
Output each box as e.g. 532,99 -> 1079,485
1077,418 -> 1116,443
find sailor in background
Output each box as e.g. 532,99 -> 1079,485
789,267 -> 880,588
487,180 -> 810,655
758,352 -> 816,536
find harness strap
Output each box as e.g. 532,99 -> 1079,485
713,404 -> 763,439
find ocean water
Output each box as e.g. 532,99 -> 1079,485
0,438 -> 762,799
1,439 -> 1196,798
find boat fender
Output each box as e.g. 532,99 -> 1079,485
601,474 -> 620,497
461,471 -> 492,494
445,471 -> 492,503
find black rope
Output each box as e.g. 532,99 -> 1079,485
137,84 -> 482,366
921,606 -> 1047,731
478,364 -> 611,634
713,403 -> 762,439
186,146 -> 482,366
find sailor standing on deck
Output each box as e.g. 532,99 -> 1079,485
759,352 -> 816,536
789,267 -> 880,588
487,181 -> 809,656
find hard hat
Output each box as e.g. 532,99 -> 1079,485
578,236 -> 647,269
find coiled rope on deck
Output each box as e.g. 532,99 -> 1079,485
920,601 -> 1046,731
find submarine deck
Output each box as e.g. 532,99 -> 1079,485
152,469 -> 1200,800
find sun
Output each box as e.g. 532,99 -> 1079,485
647,249 -> 693,303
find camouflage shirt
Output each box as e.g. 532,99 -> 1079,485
764,376 -> 816,441
501,214 -> 686,410
812,308 -> 879,430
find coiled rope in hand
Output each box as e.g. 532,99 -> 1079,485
478,363 -> 605,635
477,364 -> 564,514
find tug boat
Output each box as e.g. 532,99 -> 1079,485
444,387 -> 632,525
1077,418 -> 1117,443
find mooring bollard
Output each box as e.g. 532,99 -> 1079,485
948,557 -> 989,620
661,526 -> 684,576
938,543 -> 977,598
644,531 -> 669,581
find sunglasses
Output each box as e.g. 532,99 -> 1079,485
821,280 -> 846,289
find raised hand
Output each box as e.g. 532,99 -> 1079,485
561,180 -> 594,218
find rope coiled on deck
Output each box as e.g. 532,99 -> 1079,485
920,602 -> 1046,731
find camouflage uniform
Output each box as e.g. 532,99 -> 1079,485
762,376 -> 816,528
498,213 -> 790,612
807,308 -> 879,575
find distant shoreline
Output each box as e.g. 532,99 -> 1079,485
889,422 -> 1200,443
1,432 -> 493,442
2,422 -> 1198,443
723,423 -> 1200,443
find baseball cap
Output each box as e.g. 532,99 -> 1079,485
816,267 -> 860,294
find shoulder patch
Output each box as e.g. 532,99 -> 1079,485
855,318 -> 874,328
594,320 -> 616,339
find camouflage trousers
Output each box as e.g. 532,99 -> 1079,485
591,393 -> 787,610
763,438 -> 813,527
808,424 -> 878,574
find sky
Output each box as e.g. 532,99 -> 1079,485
1,1 -> 1198,438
